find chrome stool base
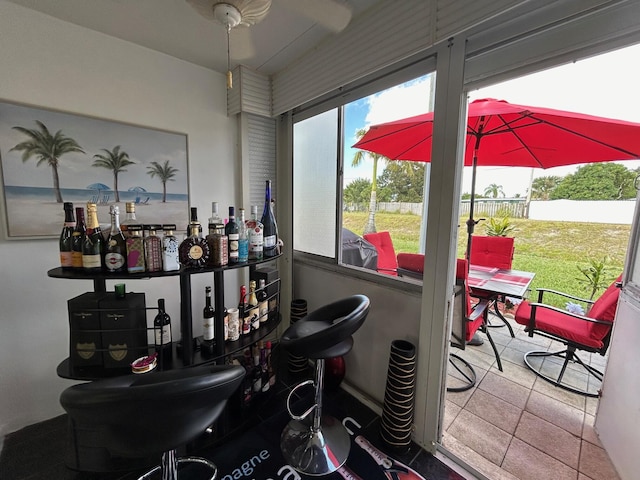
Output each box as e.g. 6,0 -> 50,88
280,415 -> 350,476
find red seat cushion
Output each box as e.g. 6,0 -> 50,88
397,253 -> 424,273
515,277 -> 620,350
363,231 -> 397,276
470,236 -> 514,269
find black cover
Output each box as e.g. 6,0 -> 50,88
341,228 -> 378,270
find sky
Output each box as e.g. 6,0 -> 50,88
344,43 -> 640,198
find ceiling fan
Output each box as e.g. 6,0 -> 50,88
186,0 -> 353,87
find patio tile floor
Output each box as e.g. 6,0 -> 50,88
443,313 -> 621,480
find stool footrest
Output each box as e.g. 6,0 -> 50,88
286,379 -> 317,421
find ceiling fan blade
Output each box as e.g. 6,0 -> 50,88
278,0 -> 352,32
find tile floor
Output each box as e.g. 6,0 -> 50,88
443,313 -> 621,480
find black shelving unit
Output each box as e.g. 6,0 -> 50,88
48,254 -> 281,380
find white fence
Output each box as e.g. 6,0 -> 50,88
345,199 -> 636,224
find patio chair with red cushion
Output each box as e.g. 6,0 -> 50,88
363,231 -> 398,276
469,235 -> 517,337
397,252 -> 425,280
514,276 -> 622,397
448,258 -> 503,392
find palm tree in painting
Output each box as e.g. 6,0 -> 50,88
352,128 -> 388,235
147,160 -> 178,203
92,145 -> 135,203
10,121 -> 84,203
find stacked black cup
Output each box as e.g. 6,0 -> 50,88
380,340 -> 417,450
288,299 -> 309,375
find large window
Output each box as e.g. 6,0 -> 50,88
292,72 -> 436,275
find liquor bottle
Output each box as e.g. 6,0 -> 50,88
252,344 -> 262,393
257,278 -> 269,324
161,224 -> 180,272
59,202 -> 76,269
206,218 -> 228,267
144,224 -> 163,272
178,207 -> 210,268
125,224 -> 146,273
247,205 -> 264,261
238,285 -> 251,335
354,436 -> 427,480
208,201 -> 223,227
104,205 -> 127,273
247,280 -> 260,331
82,203 -> 103,272
154,298 -> 172,367
120,202 -> 138,237
202,286 -> 215,355
225,206 -> 240,265
259,341 -> 270,392
71,207 -> 86,270
237,208 -> 249,263
261,180 -> 279,258
265,340 -> 276,387
227,307 -> 240,342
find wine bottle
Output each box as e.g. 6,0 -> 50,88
225,206 -> 240,265
265,340 -> 276,387
154,298 -> 172,367
82,203 -> 103,272
237,207 -> 249,263
261,180 -> 279,258
71,207 -> 86,270
59,202 -> 76,270
252,344 -> 262,393
125,224 -> 146,273
144,224 -> 163,272
178,207 -> 210,268
161,224 -> 180,272
202,286 -> 215,355
354,436 -> 427,480
247,280 -> 260,331
104,205 -> 127,273
257,278 -> 269,324
239,284 -> 251,335
120,202 -> 138,237
247,205 -> 264,260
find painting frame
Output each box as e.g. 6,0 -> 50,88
0,100 -> 190,239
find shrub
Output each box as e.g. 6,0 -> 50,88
484,216 -> 515,237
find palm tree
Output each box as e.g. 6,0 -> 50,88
352,128 -> 388,234
483,183 -> 504,198
92,146 -> 135,203
147,160 -> 178,203
531,175 -> 561,200
10,121 -> 84,203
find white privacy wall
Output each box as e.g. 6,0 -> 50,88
0,2 -> 236,436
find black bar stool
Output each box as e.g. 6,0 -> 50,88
60,365 -> 245,479
280,294 -> 370,476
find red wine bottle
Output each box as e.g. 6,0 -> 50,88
354,436 -> 426,480
260,180 -> 279,258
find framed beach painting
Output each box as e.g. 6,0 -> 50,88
0,101 -> 189,239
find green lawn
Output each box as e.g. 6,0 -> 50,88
343,212 -> 630,308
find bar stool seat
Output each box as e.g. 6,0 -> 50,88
280,294 -> 370,476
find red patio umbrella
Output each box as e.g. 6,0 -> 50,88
352,98 -> 640,259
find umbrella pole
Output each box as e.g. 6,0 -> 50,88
465,146 -> 480,263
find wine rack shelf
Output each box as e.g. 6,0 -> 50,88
48,254 -> 282,380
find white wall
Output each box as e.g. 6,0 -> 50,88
529,200 -> 635,224
0,2 -> 237,436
